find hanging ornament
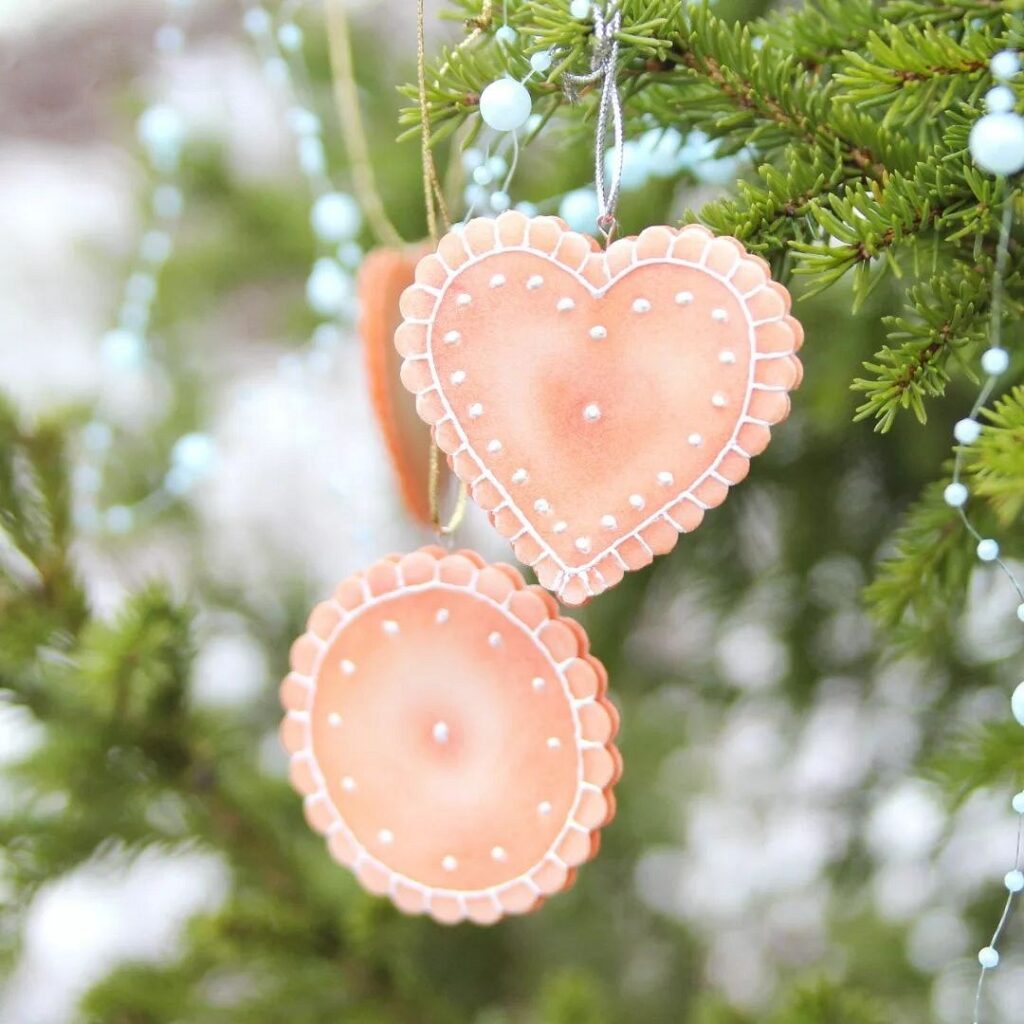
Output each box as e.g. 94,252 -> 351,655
280,546 -> 621,924
396,212 -> 803,604
359,244 -> 446,526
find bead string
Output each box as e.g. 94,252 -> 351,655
956,47 -> 1024,1024
75,0 -> 194,536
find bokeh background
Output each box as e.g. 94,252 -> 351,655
1,1 -> 1023,1022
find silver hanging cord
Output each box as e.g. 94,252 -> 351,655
563,0 -> 624,244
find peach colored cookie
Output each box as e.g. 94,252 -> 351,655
280,546 -> 621,925
396,212 -> 803,605
359,244 -> 445,526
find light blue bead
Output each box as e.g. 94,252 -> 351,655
153,185 -> 184,220
311,192 -> 361,241
1017,602 -> 1024,623
977,538 -> 1000,562
943,482 -> 968,508
82,421 -> 113,451
172,432 -> 216,476
263,56 -> 290,88
119,302 -> 149,332
495,25 -> 517,44
1006,869 -> 1024,892
140,230 -> 172,264
558,188 -> 599,233
137,104 -> 184,171
164,465 -> 195,496
277,22 -> 303,52
242,6 -> 271,36
101,329 -> 145,369
105,505 -> 135,534
287,107 -> 321,137
530,50 -> 553,73
991,50 -> 1021,81
986,86 -> 1016,114
570,0 -> 591,17
462,147 -> 484,171
981,347 -> 1010,375
74,465 -> 101,493
463,183 -> 489,209
515,201 -> 539,217
1012,681 -> 1024,727
337,241 -> 363,269
306,258 -> 351,316
970,112 -> 1024,175
126,272 -> 157,305
298,136 -> 326,177
978,946 -> 1000,970
1015,791 -> 1024,814
489,191 -> 511,212
473,165 -> 494,186
313,323 -> 342,349
479,78 -> 532,132
487,154 -> 508,178
154,24 -> 185,53
954,417 -> 982,444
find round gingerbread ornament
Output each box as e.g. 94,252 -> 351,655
280,545 -> 620,924
395,211 -> 803,605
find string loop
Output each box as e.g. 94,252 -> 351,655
563,0 -> 624,244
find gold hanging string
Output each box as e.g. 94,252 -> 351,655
418,0 -> 467,536
324,0 -> 404,249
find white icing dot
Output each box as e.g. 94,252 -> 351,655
488,631 -> 502,647
534,498 -> 551,514
435,608 -> 450,624
487,439 -> 503,454
547,736 -> 561,749
538,801 -> 552,815
340,658 -> 356,674
531,676 -> 545,691
575,537 -> 591,553
629,494 -> 645,510
711,392 -> 728,408
553,520 -> 568,534
442,854 -> 458,871
719,351 -> 736,365
443,329 -> 461,344
341,776 -> 356,791
583,403 -> 601,422
511,468 -> 529,484
450,370 -> 467,385
688,432 -> 703,446
456,292 -> 472,307
675,291 -> 694,305
489,273 -> 506,288
328,712 -> 342,727
711,308 -> 728,323
468,402 -> 484,418
601,514 -> 617,530
657,471 -> 674,486
432,721 -> 450,744
527,275 -> 544,289
382,620 -> 399,635
632,298 -> 651,314
491,846 -> 507,861
557,297 -> 575,312
589,325 -> 607,340
378,829 -> 394,845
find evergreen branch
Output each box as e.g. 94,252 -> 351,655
929,721 -> 1024,806
972,384 -> 1024,524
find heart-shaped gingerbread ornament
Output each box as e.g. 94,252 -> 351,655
281,546 -> 620,924
396,212 -> 803,605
